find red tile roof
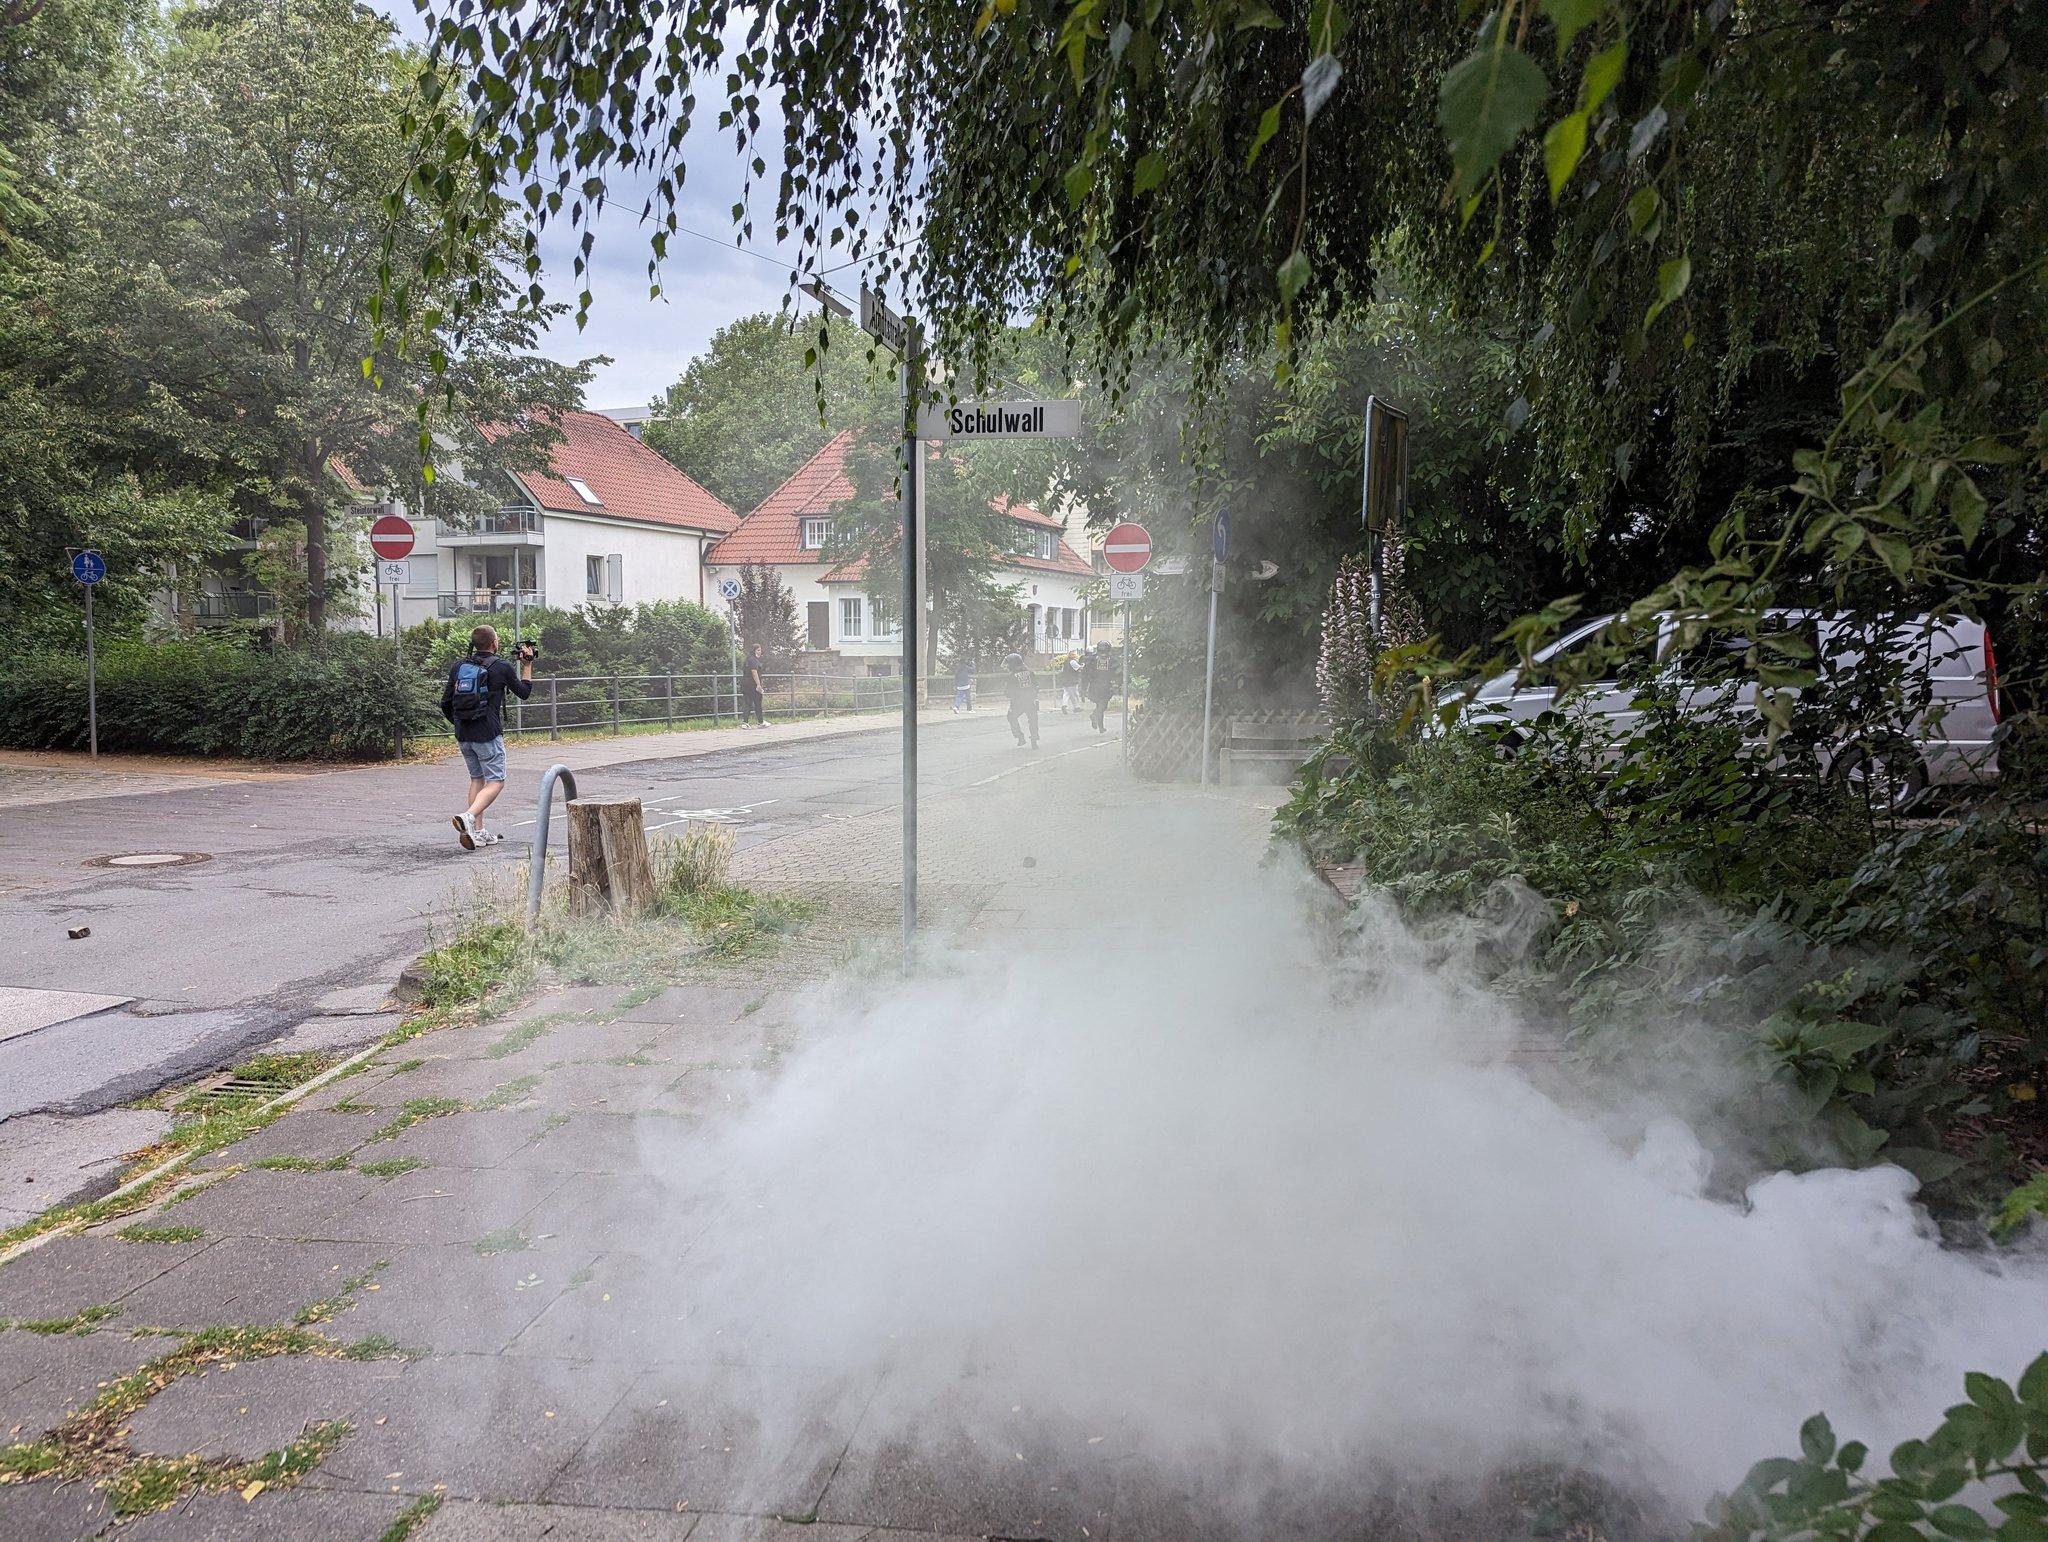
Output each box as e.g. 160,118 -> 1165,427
704,430 -> 858,565
494,410 -> 737,534
717,431 -> 1091,579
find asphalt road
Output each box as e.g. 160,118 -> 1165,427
0,706 -> 1101,1119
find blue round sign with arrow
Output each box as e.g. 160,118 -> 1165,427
1211,509 -> 1231,562
71,550 -> 107,585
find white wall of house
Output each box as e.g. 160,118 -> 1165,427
703,561 -> 840,654
536,511 -> 709,613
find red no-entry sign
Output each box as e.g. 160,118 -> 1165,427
369,514 -> 415,561
1103,522 -> 1151,573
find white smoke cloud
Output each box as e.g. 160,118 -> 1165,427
649,845 -> 2045,1531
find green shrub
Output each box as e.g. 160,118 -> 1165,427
0,635 -> 433,760
653,821 -> 735,902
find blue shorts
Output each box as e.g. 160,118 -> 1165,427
459,737 -> 507,783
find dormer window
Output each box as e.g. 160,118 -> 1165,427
565,475 -> 603,506
799,516 -> 831,550
1009,524 -> 1056,561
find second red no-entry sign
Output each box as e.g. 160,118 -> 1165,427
1103,522 -> 1151,573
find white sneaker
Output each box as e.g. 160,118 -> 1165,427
453,813 -> 477,850
478,829 -> 504,846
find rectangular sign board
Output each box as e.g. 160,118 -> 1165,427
379,559 -> 410,584
915,399 -> 1082,440
1151,556 -> 1190,576
1108,572 -> 1144,601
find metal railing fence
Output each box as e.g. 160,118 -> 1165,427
416,670 -> 909,740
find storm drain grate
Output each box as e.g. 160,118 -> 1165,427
186,1074 -> 294,1105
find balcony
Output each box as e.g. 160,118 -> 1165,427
436,508 -> 542,544
438,588 -> 545,619
191,591 -> 276,621
224,516 -> 270,548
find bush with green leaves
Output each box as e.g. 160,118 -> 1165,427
1697,1356 -> 2048,1540
408,600 -> 731,681
1278,707 -> 2044,1211
0,634 -> 433,761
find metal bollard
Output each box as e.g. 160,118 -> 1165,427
525,763 -> 579,928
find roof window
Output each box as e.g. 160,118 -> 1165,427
565,475 -> 603,506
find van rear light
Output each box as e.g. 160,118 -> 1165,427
1984,626 -> 2002,724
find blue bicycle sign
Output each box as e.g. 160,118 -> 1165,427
70,550 -> 107,585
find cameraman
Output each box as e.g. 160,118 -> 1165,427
440,623 -> 535,850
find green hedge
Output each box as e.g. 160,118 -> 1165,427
0,637 -> 434,761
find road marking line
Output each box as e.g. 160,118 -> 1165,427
963,739 -> 1112,789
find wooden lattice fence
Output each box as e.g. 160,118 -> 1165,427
1128,707 -> 1326,782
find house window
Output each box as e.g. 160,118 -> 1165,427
564,475 -> 603,506
799,516 -> 831,550
839,597 -> 864,640
586,555 -> 603,596
1009,523 -> 1056,561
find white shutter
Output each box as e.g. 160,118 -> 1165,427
605,553 -> 623,603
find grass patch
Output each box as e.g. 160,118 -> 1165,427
117,1225 -> 203,1245
614,981 -> 663,1010
473,1227 -> 530,1257
1,1304 -> 123,1335
159,1178 -> 222,1208
388,1058 -> 426,1074
0,1320 -> 402,1516
380,1492 -> 444,1542
293,1263 -> 386,1327
666,885 -> 817,959
250,1155 -> 352,1173
368,1098 -> 464,1142
485,1015 -> 559,1059
328,1099 -> 374,1114
230,1051 -> 336,1088
357,1157 -> 425,1178
475,1075 -> 541,1111
415,916 -> 529,1012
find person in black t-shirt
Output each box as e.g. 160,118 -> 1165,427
439,623 -> 534,850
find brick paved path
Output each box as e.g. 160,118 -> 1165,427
0,742 -> 1290,1540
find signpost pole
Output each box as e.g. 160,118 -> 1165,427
1121,599 -> 1131,769
899,325 -> 923,967
390,570 -> 404,760
1199,509 -> 1228,787
84,580 -> 98,761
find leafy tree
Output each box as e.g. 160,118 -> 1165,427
836,438 -> 1030,678
642,312 -> 895,514
731,561 -> 803,668
40,0 -> 590,635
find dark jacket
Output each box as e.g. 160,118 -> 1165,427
440,653 -> 532,743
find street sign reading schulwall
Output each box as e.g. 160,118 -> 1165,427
914,399 -> 1081,440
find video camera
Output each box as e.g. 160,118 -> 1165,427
515,640 -> 540,663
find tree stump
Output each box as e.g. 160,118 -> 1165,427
565,798 -> 656,918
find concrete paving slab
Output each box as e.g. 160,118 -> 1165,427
125,1353 -> 390,1459
112,1486 -> 409,1540
118,1238 -> 389,1330
369,1058 -> 545,1105
540,1365 -> 872,1517
516,1062 -> 680,1116
306,1352 -> 632,1501
189,1109 -> 382,1173
517,1174 -> 722,1258
610,985 -> 760,1027
0,987 -> 131,1045
0,1473 -> 110,1540
538,1021 -> 670,1065
137,1168 -> 376,1239
358,1110 -> 553,1170
417,1500 -> 700,1540
0,1106 -> 174,1219
338,1243 -> 596,1356
0,1234 -> 209,1321
817,1394 -> 1121,1540
319,1167 -> 567,1247
496,1115 -> 716,1178
503,1241 -> 756,1369
0,1326 -> 168,1440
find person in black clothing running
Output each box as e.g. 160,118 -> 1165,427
440,623 -> 534,849
1084,641 -> 1115,733
1003,651 -> 1039,748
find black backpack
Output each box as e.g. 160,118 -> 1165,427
450,656 -> 494,724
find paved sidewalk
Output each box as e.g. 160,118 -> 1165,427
0,746 -> 1282,1540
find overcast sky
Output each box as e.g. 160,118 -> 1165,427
372,0 -> 847,413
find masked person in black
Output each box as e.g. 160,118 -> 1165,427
1003,651 -> 1039,749
1083,642 -> 1115,733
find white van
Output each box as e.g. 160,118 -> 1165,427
1463,611 -> 2002,807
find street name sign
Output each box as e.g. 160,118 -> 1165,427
914,399 -> 1081,440
859,284 -> 911,355
1109,572 -> 1145,602
369,515 -> 415,561
1102,522 -> 1152,573
70,550 -> 106,585
1152,556 -> 1190,576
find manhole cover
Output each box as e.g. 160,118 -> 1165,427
84,852 -> 212,869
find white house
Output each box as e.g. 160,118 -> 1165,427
703,430 -> 1095,671
177,410 -> 738,633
